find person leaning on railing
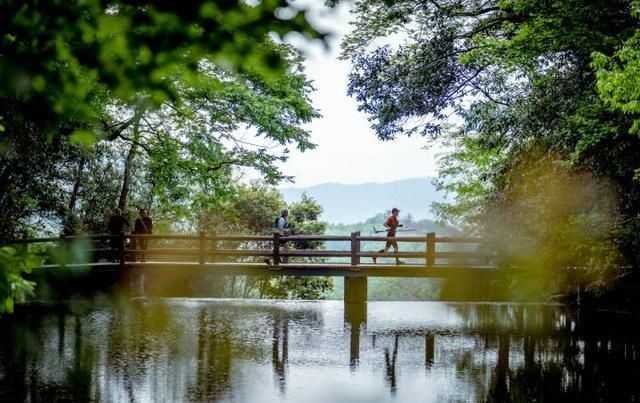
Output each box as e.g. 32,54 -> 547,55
265,209 -> 291,265
133,208 -> 153,262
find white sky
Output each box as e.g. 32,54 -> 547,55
271,1 -> 442,187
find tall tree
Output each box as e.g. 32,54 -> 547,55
343,0 -> 640,298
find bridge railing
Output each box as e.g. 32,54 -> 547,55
3,232 -> 495,268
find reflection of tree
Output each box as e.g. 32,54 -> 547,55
443,304 -> 640,402
187,307 -> 234,401
7,301 -> 640,402
0,300 -> 331,401
486,334 -> 509,403
0,316 -> 29,402
0,310 -> 94,402
104,300 -> 179,401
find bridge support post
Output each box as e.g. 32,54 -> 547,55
199,231 -> 206,265
211,231 -> 217,262
344,276 -> 367,325
350,231 -> 360,267
118,231 -> 126,269
273,232 -> 280,265
426,232 -> 435,267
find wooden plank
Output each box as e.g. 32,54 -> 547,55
436,237 -> 483,243
281,235 -> 351,242
357,236 -> 428,242
33,261 -> 501,279
435,251 -> 495,259
4,237 -> 64,244
128,262 -> 500,278
127,234 -> 200,240
208,235 -> 272,242
5,234 -> 486,245
359,251 -> 429,259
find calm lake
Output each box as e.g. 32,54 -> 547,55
1,299 -> 639,402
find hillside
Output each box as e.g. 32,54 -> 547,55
279,177 -> 443,224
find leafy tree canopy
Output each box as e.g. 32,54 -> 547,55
0,0 -> 326,136
343,0 -> 640,298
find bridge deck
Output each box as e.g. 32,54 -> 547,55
35,261 -> 500,278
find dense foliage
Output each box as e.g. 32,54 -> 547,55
162,183 -> 333,299
343,0 -> 640,299
0,0 -> 330,311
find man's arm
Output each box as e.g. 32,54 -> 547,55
384,217 -> 398,229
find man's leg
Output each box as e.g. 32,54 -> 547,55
392,241 -> 404,264
373,247 -> 383,264
374,241 -> 392,264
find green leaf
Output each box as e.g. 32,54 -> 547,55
70,130 -> 97,148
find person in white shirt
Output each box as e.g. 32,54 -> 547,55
266,209 -> 291,265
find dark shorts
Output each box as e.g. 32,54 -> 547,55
385,240 -> 398,249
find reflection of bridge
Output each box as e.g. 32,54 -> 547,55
10,232 -> 498,321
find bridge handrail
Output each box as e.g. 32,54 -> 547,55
3,233 -> 485,244
356,236 -> 483,243
3,232 -> 493,268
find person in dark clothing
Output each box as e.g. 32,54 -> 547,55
108,208 -> 129,234
107,208 -> 129,262
133,208 -> 153,262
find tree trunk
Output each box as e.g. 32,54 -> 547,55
117,114 -> 142,211
118,143 -> 136,211
63,157 -> 85,234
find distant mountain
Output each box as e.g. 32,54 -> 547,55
279,177 -> 444,224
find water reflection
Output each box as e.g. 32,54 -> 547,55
425,333 -> 434,367
272,316 -> 288,395
384,334 -> 399,395
2,301 -> 640,402
188,307 -> 233,401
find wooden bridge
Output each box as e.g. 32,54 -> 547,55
10,231 -> 496,277
8,232 -> 498,323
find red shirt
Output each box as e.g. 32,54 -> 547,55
384,215 -> 399,236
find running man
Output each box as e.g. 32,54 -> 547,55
373,207 -> 405,265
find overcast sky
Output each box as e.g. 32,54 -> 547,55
271,1 -> 443,187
